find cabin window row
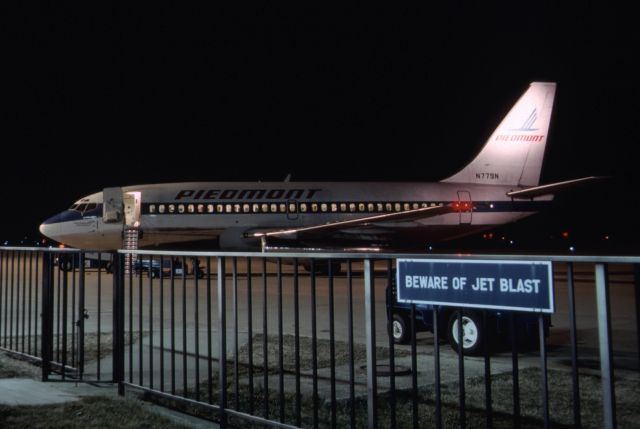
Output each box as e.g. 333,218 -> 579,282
146,201 -> 440,215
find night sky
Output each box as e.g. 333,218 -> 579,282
3,4 -> 639,251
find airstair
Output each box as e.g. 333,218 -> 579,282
123,227 -> 139,275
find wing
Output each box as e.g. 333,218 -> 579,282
245,203 -> 455,239
506,176 -> 606,199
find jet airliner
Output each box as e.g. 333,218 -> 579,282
39,82 -> 599,252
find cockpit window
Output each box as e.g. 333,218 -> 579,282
70,204 -> 79,210
76,203 -> 87,212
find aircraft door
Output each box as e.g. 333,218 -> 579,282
457,190 -> 472,224
102,187 -> 123,223
286,199 -> 298,220
124,192 -> 142,228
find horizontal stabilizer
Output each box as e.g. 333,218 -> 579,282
506,176 -> 607,199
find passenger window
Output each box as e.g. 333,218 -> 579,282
149,205 -> 156,214
331,203 -> 338,212
243,204 -> 250,213
340,203 -> 347,212
252,204 -> 260,213
207,204 -> 214,213
178,204 -> 185,213
197,204 -> 204,213
188,204 -> 195,213
168,204 -> 175,213
385,203 -> 392,212
270,203 -> 278,213
377,203 -> 383,212
349,203 -> 356,212
288,203 -> 297,212
158,205 -> 165,214
279,203 -> 286,213
404,203 -> 410,211
311,203 -> 318,212
225,204 -> 233,213
395,203 -> 401,212
217,204 -> 224,213
321,203 -> 328,212
262,203 -> 269,213
300,203 -> 307,212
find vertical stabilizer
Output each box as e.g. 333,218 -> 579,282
442,82 -> 556,186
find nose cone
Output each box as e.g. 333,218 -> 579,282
39,210 -> 82,242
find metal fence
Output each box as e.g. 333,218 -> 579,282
1,246 -> 639,429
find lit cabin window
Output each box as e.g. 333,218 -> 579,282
225,204 -> 233,213
149,205 -> 156,214
243,204 -> 250,213
412,203 -> 419,210
395,203 -> 402,212
270,203 -> 278,213
376,203 -> 383,212
340,203 -> 347,212
349,203 -> 356,212
300,203 -> 307,212
262,203 -> 269,213
217,204 -> 224,213
252,204 -> 260,213
288,203 -> 296,212
385,203 -> 392,212
233,204 -> 241,213
331,203 -> 338,212
311,203 -> 318,212
430,202 -> 437,207
158,205 -> 165,214
207,204 -> 214,213
168,204 -> 175,213
403,203 -> 410,211
421,203 -> 428,208
321,203 -> 328,212
359,203 -> 366,212
197,204 -> 204,213
178,205 -> 185,213
188,204 -> 195,213
279,203 -> 286,213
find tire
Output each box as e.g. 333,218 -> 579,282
391,313 -> 408,344
448,310 -> 484,356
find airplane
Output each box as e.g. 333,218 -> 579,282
39,82 -> 600,255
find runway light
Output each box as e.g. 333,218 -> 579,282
562,231 -> 569,239
604,235 -> 610,240
569,246 -> 575,252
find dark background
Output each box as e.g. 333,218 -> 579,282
2,3 -> 638,252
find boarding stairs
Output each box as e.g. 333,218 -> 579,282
123,227 -> 139,275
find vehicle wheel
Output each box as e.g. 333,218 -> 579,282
59,256 -> 73,272
105,262 -> 114,274
391,313 -> 409,344
448,310 -> 483,355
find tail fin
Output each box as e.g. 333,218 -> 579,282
442,82 -> 556,186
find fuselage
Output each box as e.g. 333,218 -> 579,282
39,181 -> 552,251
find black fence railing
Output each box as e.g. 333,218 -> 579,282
1,247 -> 639,429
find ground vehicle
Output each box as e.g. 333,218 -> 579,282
134,258 -> 204,278
385,273 -> 549,355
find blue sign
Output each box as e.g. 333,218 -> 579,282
396,259 -> 554,313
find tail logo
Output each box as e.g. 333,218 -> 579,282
510,109 -> 538,131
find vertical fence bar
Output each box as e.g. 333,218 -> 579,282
34,252 -> 40,357
293,258 -> 301,427
113,252 -> 125,395
566,262 -> 581,427
364,259 -> 377,429
1,251 -> 5,349
347,260 -> 355,429
328,260 -> 336,428
595,263 -> 616,429
97,254 -> 102,380
159,256 -> 164,392
41,253 -> 53,381
138,256 -> 144,387
410,304 -> 418,429
262,257 -> 269,421
246,257 -> 254,413
510,313 -> 521,428
457,310 -> 466,429
634,265 -> 640,371
433,308 -> 442,429
386,259 -> 396,429
278,258 -> 285,423
149,256 -> 154,391
311,260 -> 318,429
483,311 -> 493,429
194,257 -> 200,403
71,258 -> 77,369
171,257 -> 176,395
206,257 -> 213,405
539,314 -> 550,429
233,257 -> 239,410
28,252 -> 33,356
218,257 -> 228,428
181,256 -> 187,395
61,257 -> 68,379
78,252 -> 85,379
21,252 -> 26,354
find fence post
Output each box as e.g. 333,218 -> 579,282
595,263 -> 616,429
364,259 -> 377,428
41,252 -> 53,382
112,252 -> 125,394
